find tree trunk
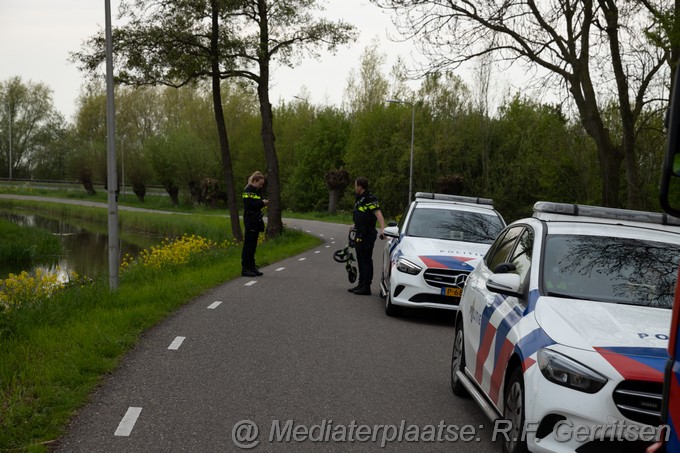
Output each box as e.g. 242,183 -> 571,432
569,65 -> 622,207
165,183 -> 179,206
256,0 -> 283,237
328,189 -> 340,214
599,0 -> 641,209
211,2 -> 242,241
257,83 -> 283,237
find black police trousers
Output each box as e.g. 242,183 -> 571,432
355,234 -> 377,289
241,229 -> 260,270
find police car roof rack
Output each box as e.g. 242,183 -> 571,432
533,201 -> 680,226
415,192 -> 494,206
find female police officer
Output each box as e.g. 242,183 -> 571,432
241,171 -> 269,277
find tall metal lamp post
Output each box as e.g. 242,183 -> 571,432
7,100 -> 11,180
105,0 -> 119,290
386,99 -> 415,202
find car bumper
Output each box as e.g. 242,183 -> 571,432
522,366 -> 661,452
388,272 -> 462,311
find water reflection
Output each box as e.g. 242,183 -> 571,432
0,212 -> 153,280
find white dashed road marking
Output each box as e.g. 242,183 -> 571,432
298,257 -> 306,261
168,336 -> 186,350
275,267 -> 285,272
207,301 -> 222,309
245,280 -> 257,286
314,251 -> 321,254
114,407 -> 142,437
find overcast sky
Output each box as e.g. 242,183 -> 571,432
0,0 -> 433,122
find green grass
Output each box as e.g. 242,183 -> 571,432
0,181 -> 361,222
0,198 -> 232,243
0,219 -> 62,269
0,181 -> 219,213
281,208 -> 353,224
0,202 -> 323,451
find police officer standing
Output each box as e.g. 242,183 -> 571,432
241,171 -> 268,277
348,177 -> 386,295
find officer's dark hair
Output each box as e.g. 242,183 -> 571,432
355,177 -> 369,191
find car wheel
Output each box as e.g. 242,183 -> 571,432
502,368 -> 529,453
385,290 -> 403,317
450,319 -> 468,397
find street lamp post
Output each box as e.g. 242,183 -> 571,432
386,99 -> 415,203
7,101 -> 11,180
105,0 -> 120,290
121,135 -> 125,200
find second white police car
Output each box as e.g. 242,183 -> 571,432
380,192 -> 506,316
450,201 -> 680,453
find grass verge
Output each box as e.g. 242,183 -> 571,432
0,218 -> 62,269
0,207 -> 322,451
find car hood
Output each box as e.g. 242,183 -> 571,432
535,297 -> 668,380
397,237 -> 489,271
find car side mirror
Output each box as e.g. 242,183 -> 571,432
487,273 -> 522,297
383,226 -> 399,239
494,262 -> 517,274
387,221 -> 398,227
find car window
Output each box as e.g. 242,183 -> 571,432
542,234 -> 680,308
397,205 -> 410,232
509,228 -> 533,287
405,207 -> 504,244
486,226 -> 525,272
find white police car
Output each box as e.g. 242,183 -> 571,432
380,192 -> 506,316
450,202 -> 680,453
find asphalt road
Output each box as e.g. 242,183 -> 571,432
8,203 -> 499,452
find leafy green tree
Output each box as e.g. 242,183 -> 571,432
490,96 -> 598,220
284,106 -> 351,212
344,41 -> 390,114
116,86 -> 165,200
0,76 -> 65,179
30,121 -> 74,181
145,134 -> 181,204
71,89 -> 108,194
345,105 -> 408,218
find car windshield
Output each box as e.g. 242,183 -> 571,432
406,207 -> 504,244
542,234 -> 680,308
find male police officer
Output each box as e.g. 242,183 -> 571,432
348,177 -> 386,295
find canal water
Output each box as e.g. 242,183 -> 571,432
0,212 -> 160,280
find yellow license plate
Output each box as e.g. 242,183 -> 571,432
444,287 -> 462,297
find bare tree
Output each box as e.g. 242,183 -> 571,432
372,0 -> 672,208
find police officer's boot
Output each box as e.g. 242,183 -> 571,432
353,285 -> 371,296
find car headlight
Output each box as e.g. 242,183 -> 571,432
396,258 -> 422,275
537,348 -> 607,394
